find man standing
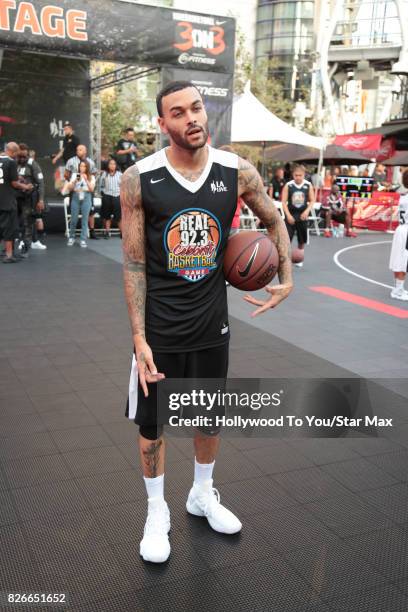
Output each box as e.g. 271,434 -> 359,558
281,164 -> 315,268
269,166 -> 286,200
16,144 -> 46,254
65,145 -> 99,240
116,128 -> 138,172
120,81 -> 293,564
52,121 -> 80,166
0,142 -> 33,263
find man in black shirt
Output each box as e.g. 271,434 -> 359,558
269,167 -> 286,200
52,121 -> 81,166
0,142 -> 33,263
16,143 -> 46,254
115,128 -> 138,172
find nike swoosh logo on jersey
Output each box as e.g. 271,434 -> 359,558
237,243 -> 259,277
151,178 -> 165,184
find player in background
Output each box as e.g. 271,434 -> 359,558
281,164 -> 315,267
321,184 -> 357,237
389,169 -> 408,301
120,81 -> 293,564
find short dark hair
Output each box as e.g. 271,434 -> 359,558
402,169 -> 408,189
125,127 -> 134,133
18,143 -> 29,151
156,80 -> 200,117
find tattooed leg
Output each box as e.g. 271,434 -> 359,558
139,436 -> 165,478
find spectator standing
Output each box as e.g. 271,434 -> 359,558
65,144 -> 99,240
0,142 -> 33,263
115,128 -> 138,172
311,167 -> 323,190
323,169 -> 333,189
269,167 -> 286,200
52,121 -> 80,166
389,170 -> 408,301
100,159 -> 122,238
16,144 -> 46,253
65,160 -> 95,248
28,149 -> 47,249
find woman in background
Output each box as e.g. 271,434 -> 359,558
100,158 -> 122,238
65,160 -> 95,248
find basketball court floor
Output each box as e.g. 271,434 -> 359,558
1,232 -> 408,611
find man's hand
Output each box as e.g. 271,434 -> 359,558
243,283 -> 293,317
36,200 -> 45,212
134,336 -> 165,398
300,209 -> 310,221
286,213 -> 295,225
22,183 -> 34,191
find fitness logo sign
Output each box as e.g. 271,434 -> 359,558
164,208 -> 221,282
172,11 -> 227,67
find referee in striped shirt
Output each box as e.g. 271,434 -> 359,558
100,158 -> 122,238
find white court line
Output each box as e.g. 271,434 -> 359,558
333,241 -> 394,290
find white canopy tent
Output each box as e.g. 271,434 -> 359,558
231,82 -> 324,149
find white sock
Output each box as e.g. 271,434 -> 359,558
396,279 -> 405,291
194,457 -> 215,486
144,474 -> 164,501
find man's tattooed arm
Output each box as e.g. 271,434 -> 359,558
120,165 -> 146,339
238,157 -> 293,289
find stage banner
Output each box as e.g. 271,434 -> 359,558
0,0 -> 235,74
349,192 -> 400,231
161,66 -> 233,147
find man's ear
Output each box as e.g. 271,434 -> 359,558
157,117 -> 168,135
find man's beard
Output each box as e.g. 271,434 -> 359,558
167,122 -> 209,150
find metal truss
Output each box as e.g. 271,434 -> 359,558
90,64 -> 160,91
89,64 -> 160,168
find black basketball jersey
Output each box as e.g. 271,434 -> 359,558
0,155 -> 18,211
137,146 -> 238,352
287,179 -> 311,215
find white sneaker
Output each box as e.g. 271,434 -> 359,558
140,498 -> 171,563
186,479 -> 242,534
31,241 -> 47,250
294,262 -> 304,268
18,240 -> 24,250
390,288 -> 408,301
67,238 -> 75,246
79,240 -> 87,248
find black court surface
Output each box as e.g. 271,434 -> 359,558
1,233 -> 408,612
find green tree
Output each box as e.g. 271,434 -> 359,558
101,84 -> 146,155
233,32 -> 295,170
251,58 -> 294,123
234,26 -> 253,95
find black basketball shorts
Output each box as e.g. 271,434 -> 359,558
285,218 -> 308,245
125,343 -> 229,428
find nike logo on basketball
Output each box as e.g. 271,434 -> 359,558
151,178 -> 165,184
237,243 -> 259,277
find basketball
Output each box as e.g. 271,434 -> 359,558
223,231 -> 279,291
291,248 -> 304,264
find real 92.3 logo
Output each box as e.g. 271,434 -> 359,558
173,22 -> 225,56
